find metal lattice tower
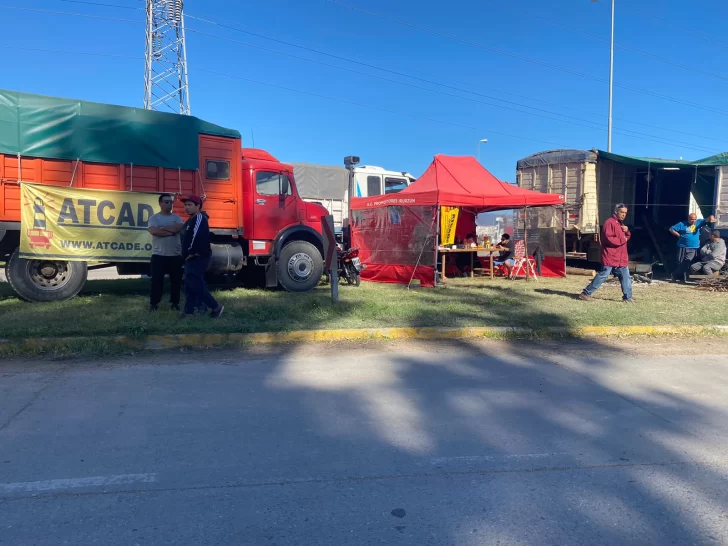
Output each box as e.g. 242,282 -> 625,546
144,0 -> 191,115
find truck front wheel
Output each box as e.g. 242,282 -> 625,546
6,248 -> 88,302
277,240 -> 323,292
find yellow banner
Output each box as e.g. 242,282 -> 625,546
20,183 -> 160,262
440,206 -> 460,245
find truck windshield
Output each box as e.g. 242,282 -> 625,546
385,177 -> 408,194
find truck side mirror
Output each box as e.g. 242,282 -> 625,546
280,174 -> 290,196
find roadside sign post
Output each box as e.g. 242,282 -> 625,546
321,215 -> 338,303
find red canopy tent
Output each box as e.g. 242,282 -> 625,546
351,154 -> 564,210
349,155 -> 565,286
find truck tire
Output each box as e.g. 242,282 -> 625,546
6,248 -> 88,303
277,240 -> 323,292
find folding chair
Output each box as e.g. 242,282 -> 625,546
476,254 -> 508,277
492,260 -> 510,277
510,240 -> 538,280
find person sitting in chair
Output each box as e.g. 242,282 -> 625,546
689,230 -> 726,278
455,233 -> 478,276
494,233 -> 515,276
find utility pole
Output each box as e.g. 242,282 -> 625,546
144,0 -> 191,115
592,0 -> 614,152
607,0 -> 614,152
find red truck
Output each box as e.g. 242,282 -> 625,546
0,89 -> 329,302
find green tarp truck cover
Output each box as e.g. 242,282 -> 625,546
0,89 -> 240,170
597,150 -> 728,168
518,149 -> 728,170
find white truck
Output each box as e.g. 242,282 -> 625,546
291,162 -> 415,234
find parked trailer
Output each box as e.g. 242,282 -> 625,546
291,162 -> 414,234
0,89 -> 330,302
517,149 -> 728,268
291,163 -> 349,234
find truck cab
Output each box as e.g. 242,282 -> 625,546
237,149 -> 329,292
349,165 -> 415,199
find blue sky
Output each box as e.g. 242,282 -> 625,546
2,0 -> 727,181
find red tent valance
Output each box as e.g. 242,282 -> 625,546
350,155 -> 564,211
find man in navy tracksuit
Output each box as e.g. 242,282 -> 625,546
181,196 -> 224,319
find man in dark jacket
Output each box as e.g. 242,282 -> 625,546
579,203 -> 634,303
181,196 -> 224,318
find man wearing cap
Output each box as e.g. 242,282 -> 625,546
669,212 -> 716,283
181,196 -> 224,319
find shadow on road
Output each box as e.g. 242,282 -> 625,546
215,291 -> 724,542
3,279 -> 726,544
244,336 -> 726,543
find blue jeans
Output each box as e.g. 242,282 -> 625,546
183,256 -> 219,315
583,265 -> 632,300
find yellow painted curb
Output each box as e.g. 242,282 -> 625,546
574,325 -> 716,337
1,325 -> 727,354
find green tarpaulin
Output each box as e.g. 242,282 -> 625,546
597,149 -> 726,225
0,89 -> 240,170
597,150 -> 728,168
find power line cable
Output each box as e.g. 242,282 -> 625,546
182,10 -> 728,147
3,42 -> 722,158
5,2 -> 726,152
326,0 -> 728,117
624,4 -> 728,50
0,43 -> 141,60
44,0 -> 728,145
0,4 -> 139,22
60,0 -> 140,9
183,27 -> 720,154
44,0 -> 728,116
61,0 -> 728,54
193,66 -> 577,149
0,43 -> 575,149
480,0 -> 728,82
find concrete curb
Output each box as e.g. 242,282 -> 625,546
2,325 -> 728,353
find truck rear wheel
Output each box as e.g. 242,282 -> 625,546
277,240 -> 323,292
6,248 -> 88,302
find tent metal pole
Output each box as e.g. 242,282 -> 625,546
435,206 -> 441,285
524,207 -> 529,282
562,205 -> 567,277
346,165 -> 354,248
409,210 -> 437,289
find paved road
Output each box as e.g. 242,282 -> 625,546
2,339 -> 728,545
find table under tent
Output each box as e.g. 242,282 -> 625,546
349,155 -> 565,287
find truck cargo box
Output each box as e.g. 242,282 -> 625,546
517,148 -> 728,266
291,163 -> 348,232
0,89 -> 243,230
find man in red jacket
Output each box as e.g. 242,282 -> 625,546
579,203 -> 634,303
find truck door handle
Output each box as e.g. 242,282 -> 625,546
256,199 -> 266,205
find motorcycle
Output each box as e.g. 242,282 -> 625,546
337,246 -> 365,286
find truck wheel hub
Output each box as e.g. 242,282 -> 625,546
28,260 -> 73,291
287,253 -> 314,282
